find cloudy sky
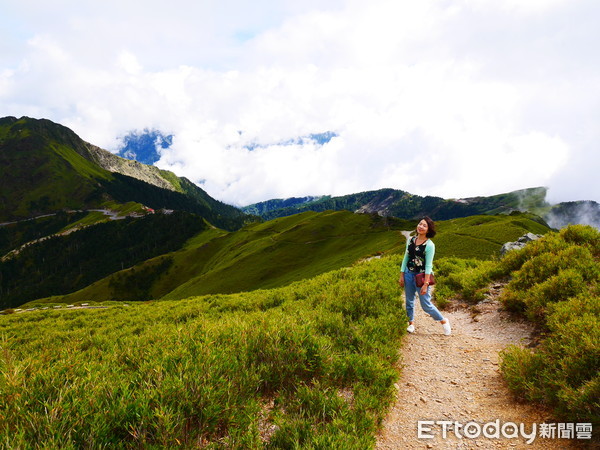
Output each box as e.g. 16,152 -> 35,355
1,0 -> 599,206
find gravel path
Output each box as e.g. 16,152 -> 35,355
376,289 -> 584,449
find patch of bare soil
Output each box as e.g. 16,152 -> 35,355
376,285 -> 586,449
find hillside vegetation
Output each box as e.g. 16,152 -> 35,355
0,211 -> 88,256
0,117 -> 113,220
0,212 -> 207,309
433,225 -> 599,424
19,211 -> 549,308
23,211 -> 410,306
499,225 -> 599,424
1,217 -> 595,447
0,256 -> 404,448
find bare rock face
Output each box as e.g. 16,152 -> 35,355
355,193 -> 396,216
500,232 -> 542,256
84,144 -> 177,192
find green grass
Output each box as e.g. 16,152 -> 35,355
157,169 -> 185,192
162,211 -> 404,299
61,211 -> 108,230
21,141 -> 115,218
0,256 -> 405,448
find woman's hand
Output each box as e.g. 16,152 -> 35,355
398,275 -> 405,287
420,284 -> 428,295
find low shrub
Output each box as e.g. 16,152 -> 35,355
433,257 -> 497,306
499,235 -> 598,324
499,225 -> 600,425
501,297 -> 600,423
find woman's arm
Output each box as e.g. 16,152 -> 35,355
424,240 -> 435,274
400,237 -> 411,273
420,241 -> 435,294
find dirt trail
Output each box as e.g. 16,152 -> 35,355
376,288 -> 583,449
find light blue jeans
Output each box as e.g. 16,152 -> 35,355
403,271 -> 444,322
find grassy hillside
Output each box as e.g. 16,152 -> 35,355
0,117 -> 114,220
24,211 -> 550,308
0,256 -> 404,448
28,211 -> 411,305
433,212 -> 549,259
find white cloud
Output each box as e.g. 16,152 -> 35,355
0,0 -> 598,206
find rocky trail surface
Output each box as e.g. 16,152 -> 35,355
376,286 -> 587,449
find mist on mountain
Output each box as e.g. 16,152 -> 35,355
546,201 -> 600,229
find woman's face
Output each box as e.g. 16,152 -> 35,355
417,220 -> 429,235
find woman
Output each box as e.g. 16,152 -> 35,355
399,216 -> 451,335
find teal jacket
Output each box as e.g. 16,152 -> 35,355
400,237 -> 435,274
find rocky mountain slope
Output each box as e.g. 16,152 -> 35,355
84,143 -> 176,192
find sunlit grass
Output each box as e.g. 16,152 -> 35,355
0,256 -> 406,448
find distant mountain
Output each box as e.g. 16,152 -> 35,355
116,129 -> 172,165
242,196 -> 324,216
242,187 -> 551,223
0,116 -> 248,230
243,187 -> 600,229
545,200 -> 600,229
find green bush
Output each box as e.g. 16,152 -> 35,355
496,231 -> 569,276
523,269 -> 584,322
499,237 -> 598,323
560,224 -> 600,254
499,225 -> 600,425
433,257 -> 497,306
499,345 -> 546,402
501,300 -> 600,423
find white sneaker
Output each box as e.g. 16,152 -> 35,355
407,324 -> 415,333
442,319 -> 451,336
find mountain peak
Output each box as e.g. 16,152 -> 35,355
0,116 -> 247,229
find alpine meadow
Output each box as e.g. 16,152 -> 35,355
1,117 -> 599,447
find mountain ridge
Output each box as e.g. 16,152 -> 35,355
242,187 -> 551,222
243,187 -> 600,229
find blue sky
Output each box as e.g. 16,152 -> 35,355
1,0 -> 599,206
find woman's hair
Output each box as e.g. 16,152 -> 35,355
420,216 -> 436,238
